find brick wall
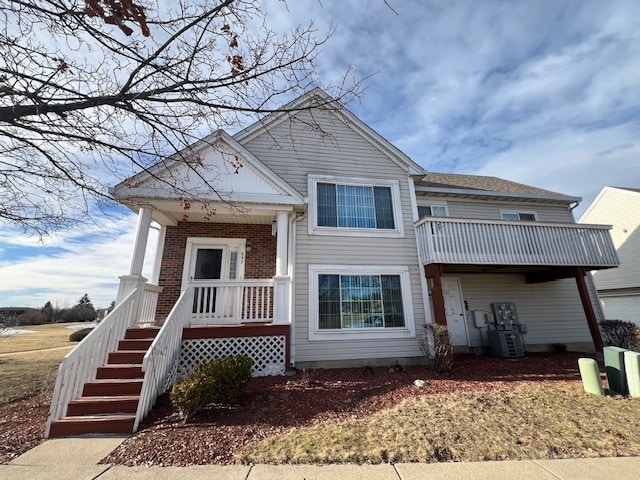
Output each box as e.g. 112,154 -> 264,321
156,222 -> 277,320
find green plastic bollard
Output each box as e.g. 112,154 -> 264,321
624,351 -> 640,398
578,358 -> 604,396
604,346 -> 628,395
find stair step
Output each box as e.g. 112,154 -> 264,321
49,415 -> 135,437
67,396 -> 140,416
83,379 -> 143,397
108,350 -> 146,364
124,327 -> 160,340
118,338 -> 153,351
96,364 -> 143,379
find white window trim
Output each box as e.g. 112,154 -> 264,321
181,237 -> 246,291
500,210 -> 538,221
308,264 -> 415,341
417,202 -> 449,218
308,174 -> 405,238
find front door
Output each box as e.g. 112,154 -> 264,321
442,277 -> 468,346
182,238 -> 246,323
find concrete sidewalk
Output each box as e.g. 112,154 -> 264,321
2,438 -> 639,480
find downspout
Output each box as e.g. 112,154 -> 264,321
289,211 -> 307,367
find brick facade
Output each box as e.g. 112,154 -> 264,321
156,222 -> 277,320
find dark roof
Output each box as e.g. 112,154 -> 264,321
417,172 -> 578,202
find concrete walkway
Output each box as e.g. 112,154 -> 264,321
2,438 -> 639,480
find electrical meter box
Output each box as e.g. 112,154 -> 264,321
488,302 -> 527,358
491,302 -> 519,325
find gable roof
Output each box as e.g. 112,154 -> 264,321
233,88 -> 426,176
110,130 -> 304,205
415,172 -> 581,204
579,186 -> 640,222
612,186 -> 640,194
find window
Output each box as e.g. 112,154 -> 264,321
309,265 -> 415,340
418,204 -> 448,219
317,183 -> 395,229
309,175 -> 404,237
501,211 -> 537,221
318,274 -> 405,329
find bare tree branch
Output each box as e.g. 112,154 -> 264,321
0,0 -> 363,236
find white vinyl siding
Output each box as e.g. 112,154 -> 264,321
416,197 -> 574,223
581,188 -> 640,291
454,273 -> 600,348
599,294 -> 640,325
241,108 -> 427,363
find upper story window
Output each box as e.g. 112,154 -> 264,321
309,175 -> 404,238
501,210 -> 537,221
418,204 -> 448,219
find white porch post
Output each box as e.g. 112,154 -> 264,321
151,225 -> 166,285
273,210 -> 291,324
116,206 -> 153,304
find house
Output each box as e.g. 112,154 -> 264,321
45,89 -> 619,437
580,186 -> 640,324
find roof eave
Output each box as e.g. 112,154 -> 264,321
414,185 -> 581,204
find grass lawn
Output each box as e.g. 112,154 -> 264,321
238,382 -> 640,464
0,323 -> 80,404
0,348 -> 71,404
0,323 -> 86,354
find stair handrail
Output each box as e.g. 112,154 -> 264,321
45,284 -> 146,437
134,286 -> 193,431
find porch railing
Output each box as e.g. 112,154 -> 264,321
134,286 -> 193,431
415,217 -> 619,268
45,282 -> 156,436
138,283 -> 163,324
190,279 -> 275,324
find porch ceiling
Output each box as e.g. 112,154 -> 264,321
120,198 -> 296,226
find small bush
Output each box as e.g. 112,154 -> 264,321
171,355 -> 252,418
69,327 -> 93,342
418,323 -> 453,373
600,320 -> 640,350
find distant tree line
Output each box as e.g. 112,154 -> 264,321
7,294 -> 114,326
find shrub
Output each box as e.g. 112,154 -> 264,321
69,327 -> 93,342
600,320 -> 640,350
418,323 -> 453,373
171,355 -> 252,418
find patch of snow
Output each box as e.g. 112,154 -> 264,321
65,323 -> 98,330
0,327 -> 34,336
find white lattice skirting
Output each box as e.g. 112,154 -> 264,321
175,335 -> 287,379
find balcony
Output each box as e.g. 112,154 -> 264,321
415,218 -> 619,270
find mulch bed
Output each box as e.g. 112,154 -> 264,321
0,394 -> 51,464
0,353 -> 596,466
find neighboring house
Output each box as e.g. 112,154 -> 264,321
46,89 -> 619,437
580,186 -> 640,324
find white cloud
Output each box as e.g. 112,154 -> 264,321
0,214 -> 158,308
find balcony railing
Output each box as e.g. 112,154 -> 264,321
415,218 -> 619,268
190,279 -> 275,324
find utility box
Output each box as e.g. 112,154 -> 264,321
604,346 -> 628,395
624,351 -> 640,398
487,330 -> 525,358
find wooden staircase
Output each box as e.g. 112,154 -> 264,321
48,327 -> 160,438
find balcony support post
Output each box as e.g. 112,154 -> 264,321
574,267 -> 604,352
424,263 -> 447,326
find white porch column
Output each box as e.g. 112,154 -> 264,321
116,206 -> 153,304
273,210 -> 290,324
151,225 -> 166,285
275,211 -> 289,276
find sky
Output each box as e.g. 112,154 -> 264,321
1,0 -> 639,308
